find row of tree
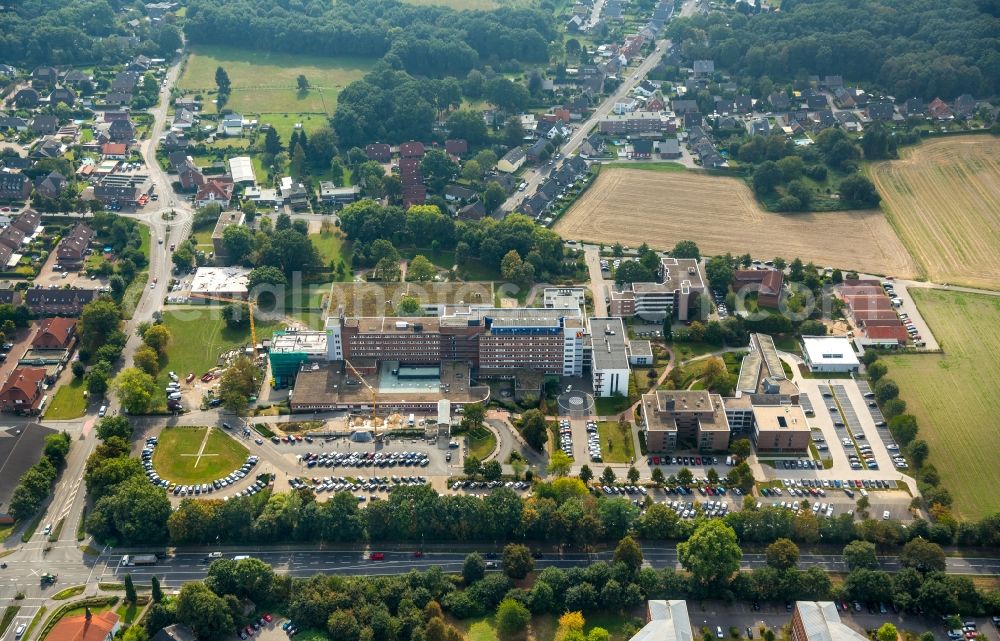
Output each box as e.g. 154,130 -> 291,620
5,432 -> 70,522
665,0 -> 999,99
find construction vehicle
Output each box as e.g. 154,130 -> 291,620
190,293 -> 258,357
343,358 -> 378,429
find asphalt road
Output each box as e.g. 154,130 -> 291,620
501,37 -> 673,213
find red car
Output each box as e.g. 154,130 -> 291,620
652,457 -> 660,465
413,551 -> 424,558
263,614 -> 273,623
245,626 -> 255,636
695,457 -> 702,465
370,552 -> 385,561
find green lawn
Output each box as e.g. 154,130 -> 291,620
594,396 -> 632,416
156,308 -> 284,389
259,113 -> 335,143
178,45 -> 374,114
466,426 -> 497,460
596,420 -> 636,463
121,271 -> 149,320
152,426 -> 249,484
44,377 -> 88,419
311,229 -> 349,270
883,288 -> 1000,518
603,161 -> 686,172
114,600 -> 144,625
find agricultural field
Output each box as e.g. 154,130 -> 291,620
327,282 -> 494,317
177,45 -> 374,114
152,427 -> 249,484
883,288 -> 1000,518
867,136 -> 1000,289
556,169 -> 918,277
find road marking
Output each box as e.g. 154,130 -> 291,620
183,428 -> 218,468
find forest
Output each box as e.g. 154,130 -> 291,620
0,0 -> 183,66
183,0 -> 556,76
666,0 -> 1000,99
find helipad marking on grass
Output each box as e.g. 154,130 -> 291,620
181,428 -> 219,468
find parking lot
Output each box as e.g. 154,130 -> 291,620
35,249 -> 110,290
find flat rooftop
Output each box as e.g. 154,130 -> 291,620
228,156 -> 255,183
752,404 -> 810,432
190,266 -> 250,297
643,390 -> 730,432
589,317 -> 630,370
271,331 -> 328,355
660,257 -> 705,292
802,335 -> 860,367
291,361 -> 489,407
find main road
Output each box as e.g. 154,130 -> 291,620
0,53 -> 196,638
501,38 -> 673,213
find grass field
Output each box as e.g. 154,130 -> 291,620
44,378 -> 87,419
867,136 -> 1000,289
557,168 -> 918,277
311,229 -> 349,270
596,420 -> 636,463
178,45 -> 373,115
466,426 -> 497,460
157,308 -> 284,388
152,427 -> 248,484
602,161 -> 686,172
883,288 -> 1000,518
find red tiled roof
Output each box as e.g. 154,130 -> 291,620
864,325 -> 908,342
0,367 -> 46,408
33,317 -> 77,349
45,611 -> 119,641
101,143 -> 126,156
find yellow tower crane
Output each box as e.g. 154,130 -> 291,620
342,357 -> 378,430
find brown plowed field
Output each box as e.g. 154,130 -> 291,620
868,135 -> 1000,290
556,169 -> 917,276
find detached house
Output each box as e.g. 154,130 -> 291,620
0,367 -> 47,415
56,223 -> 95,269
498,147 -> 526,173
49,86 -> 76,107
195,177 -> 235,208
32,317 -> 77,350
13,88 -> 41,109
34,171 -> 68,198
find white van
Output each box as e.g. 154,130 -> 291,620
99,405 -> 107,417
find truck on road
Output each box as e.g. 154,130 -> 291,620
122,554 -> 158,566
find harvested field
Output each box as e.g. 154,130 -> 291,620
867,136 -> 1000,289
556,169 -> 917,276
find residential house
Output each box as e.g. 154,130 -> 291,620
365,143 -> 391,163
170,153 -> 204,190
13,88 -> 41,109
805,94 -> 828,110
444,139 -> 468,157
0,64 -> 17,79
150,625 -> 196,641
444,185 -> 476,202
566,15 -> 584,31
399,141 -> 426,158
0,172 -> 32,201
103,91 -> 132,107
111,71 -> 140,94
457,200 -> 487,221
748,118 -> 770,136
24,287 -> 97,315
0,290 -> 20,305
172,108 -> 196,130
520,192 -> 549,218
0,116 -> 29,133
31,66 -> 59,88
954,94 -> 976,119
12,209 -> 41,235
0,225 -> 25,252
902,97 -> 924,117
92,175 -> 152,206
644,97 -> 665,112
56,223 -> 95,269
108,119 -> 136,143
692,60 -> 714,77
161,131 -> 189,151
526,138 -> 550,163
733,94 -> 753,114
319,183 -> 360,207
129,55 -> 153,73
0,367 -> 47,414
49,87 -> 76,107
768,92 -> 790,111
211,210 -> 245,262
62,70 -> 92,86
31,139 -> 63,159
217,113 -> 244,136
670,98 -> 699,114
102,143 -> 127,160
631,139 -> 653,159
657,138 -> 681,159
32,317 -> 77,350
537,180 -> 559,202
195,177 -> 235,208
927,97 -> 953,120
102,111 -> 132,123
34,171 -> 68,198
498,147 -> 526,173
683,112 -> 703,128
867,101 -> 895,121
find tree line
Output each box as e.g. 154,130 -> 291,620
5,431 -> 70,523
183,0 -> 554,77
666,0 -> 999,100
0,0 -> 183,66
139,531 -> 1000,641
